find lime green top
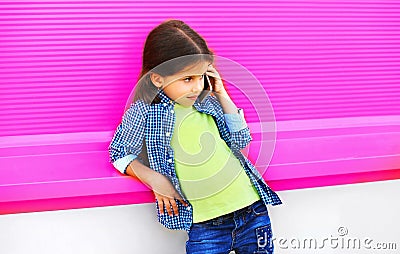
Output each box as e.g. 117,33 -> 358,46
171,103 -> 260,223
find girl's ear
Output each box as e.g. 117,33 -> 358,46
150,72 -> 164,89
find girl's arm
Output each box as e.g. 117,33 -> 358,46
108,101 -> 148,174
214,92 -> 252,150
207,64 -> 252,150
109,101 -> 187,216
214,90 -> 238,114
127,159 -> 189,216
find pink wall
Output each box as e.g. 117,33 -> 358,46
2,0 -> 400,136
1,0 -> 399,214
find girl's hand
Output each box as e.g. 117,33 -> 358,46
206,64 -> 227,95
206,64 -> 240,114
149,172 -> 189,217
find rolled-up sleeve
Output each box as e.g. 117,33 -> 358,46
224,109 -> 252,150
112,154 -> 137,174
224,109 -> 247,132
108,101 -> 147,174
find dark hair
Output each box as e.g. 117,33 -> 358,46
132,19 -> 214,104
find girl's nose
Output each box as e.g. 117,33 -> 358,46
192,76 -> 203,92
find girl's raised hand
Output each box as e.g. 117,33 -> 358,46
149,172 -> 189,217
206,64 -> 226,95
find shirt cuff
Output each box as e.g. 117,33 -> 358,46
112,154 -> 137,174
224,109 -> 247,132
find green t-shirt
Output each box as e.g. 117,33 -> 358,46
171,103 -> 260,223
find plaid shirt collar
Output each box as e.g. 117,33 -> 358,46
157,89 -> 175,105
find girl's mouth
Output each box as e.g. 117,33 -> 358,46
187,95 -> 198,100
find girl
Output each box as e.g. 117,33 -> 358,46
108,19 -> 282,254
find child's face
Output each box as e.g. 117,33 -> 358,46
157,61 -> 210,107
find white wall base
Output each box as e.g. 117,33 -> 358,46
1,179 -> 399,254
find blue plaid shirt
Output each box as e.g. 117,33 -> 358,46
108,89 -> 282,233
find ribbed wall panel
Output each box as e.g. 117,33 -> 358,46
1,1 -> 399,136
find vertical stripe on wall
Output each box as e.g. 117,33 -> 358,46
1,0 -> 399,137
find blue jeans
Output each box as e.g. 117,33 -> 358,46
186,199 -> 274,254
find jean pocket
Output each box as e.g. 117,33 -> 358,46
251,200 -> 268,216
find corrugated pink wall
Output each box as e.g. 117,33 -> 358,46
1,1 -> 399,214
1,0 -> 400,136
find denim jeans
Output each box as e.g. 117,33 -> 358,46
186,199 -> 274,254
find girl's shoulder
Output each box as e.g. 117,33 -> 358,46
125,99 -> 175,117
123,99 -> 151,119
127,99 -> 151,110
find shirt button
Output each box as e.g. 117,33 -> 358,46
166,132 -> 170,137
170,110 -> 174,114
167,159 -> 173,163
186,206 -> 191,210
163,103 -> 167,106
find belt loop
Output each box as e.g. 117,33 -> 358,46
246,204 -> 252,213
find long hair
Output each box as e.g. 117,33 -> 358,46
132,19 -> 214,104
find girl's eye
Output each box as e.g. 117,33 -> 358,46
183,75 -> 204,82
